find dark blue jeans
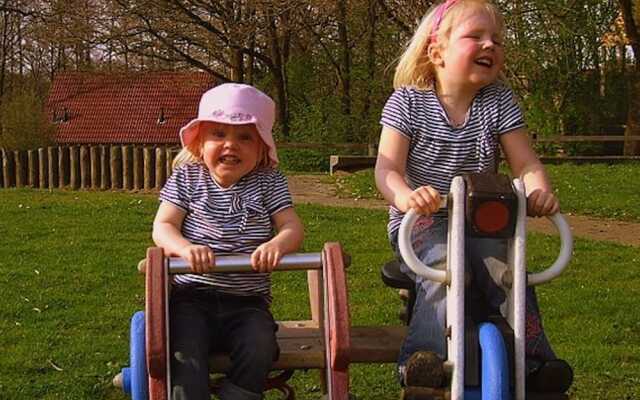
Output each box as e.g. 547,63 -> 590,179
169,286 -> 279,400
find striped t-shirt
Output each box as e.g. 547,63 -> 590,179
380,83 -> 525,235
159,163 -> 293,300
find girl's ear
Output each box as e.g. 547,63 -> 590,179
428,43 -> 445,68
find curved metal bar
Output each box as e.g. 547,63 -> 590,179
398,209 -> 448,283
138,253 -> 323,274
527,213 -> 573,286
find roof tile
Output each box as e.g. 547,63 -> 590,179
45,71 -> 217,144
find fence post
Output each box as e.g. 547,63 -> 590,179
166,147 -> 175,178
80,146 -> 90,189
90,146 -> 100,190
15,150 -> 27,188
100,145 -> 111,190
110,144 -> 122,190
155,146 -> 166,190
59,146 -> 70,188
48,147 -> 58,189
122,145 -> 133,190
0,149 -> 4,188
69,146 -> 80,189
133,146 -> 143,190
28,150 -> 39,188
38,148 -> 48,189
143,146 -> 154,190
2,149 -> 14,187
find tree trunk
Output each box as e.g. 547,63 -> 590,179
266,7 -> 289,138
362,0 -> 377,154
625,73 -> 640,154
337,0 -> 352,141
618,0 -> 640,155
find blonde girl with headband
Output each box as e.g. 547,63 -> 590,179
375,0 -> 573,393
153,83 -> 303,400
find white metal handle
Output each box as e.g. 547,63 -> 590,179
398,208 -> 448,283
527,213 -> 573,285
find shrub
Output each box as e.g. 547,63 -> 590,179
0,88 -> 55,150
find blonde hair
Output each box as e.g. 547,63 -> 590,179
393,0 -> 505,90
172,122 -> 271,171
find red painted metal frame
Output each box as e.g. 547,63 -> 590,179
322,242 -> 351,399
145,247 -> 169,400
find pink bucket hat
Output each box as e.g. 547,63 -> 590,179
179,83 -> 278,167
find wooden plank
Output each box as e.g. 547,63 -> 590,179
349,325 -> 406,364
100,145 -> 110,190
69,146 -> 79,189
110,145 -> 122,190
15,150 -> 26,188
2,148 -> 13,188
279,142 -> 368,150
208,325 -> 405,373
80,145 -> 90,189
58,146 -> 69,188
90,146 -> 99,190
144,147 -> 154,190
329,155 -> 376,174
133,146 -> 143,190
47,147 -> 58,189
122,145 -> 133,190
532,135 -> 640,142
28,150 -> 38,188
155,146 -> 166,190
539,155 -> 640,164
38,148 -> 48,189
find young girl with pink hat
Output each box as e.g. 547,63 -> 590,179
153,83 -> 304,400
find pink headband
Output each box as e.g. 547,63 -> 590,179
429,0 -> 459,43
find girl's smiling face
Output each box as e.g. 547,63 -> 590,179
199,122 -> 264,188
432,9 -> 504,91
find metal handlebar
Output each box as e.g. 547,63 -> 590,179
527,213 -> 573,285
397,197 -> 573,286
398,208 -> 450,284
138,253 -> 323,274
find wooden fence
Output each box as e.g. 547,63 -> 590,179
0,145 -> 180,190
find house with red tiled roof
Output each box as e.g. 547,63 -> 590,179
45,71 -> 217,145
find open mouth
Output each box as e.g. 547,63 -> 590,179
474,57 -> 493,68
219,155 -> 241,165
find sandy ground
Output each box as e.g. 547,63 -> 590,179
288,174 -> 640,247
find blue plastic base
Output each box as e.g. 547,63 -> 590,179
127,311 -> 148,400
463,322 -> 511,400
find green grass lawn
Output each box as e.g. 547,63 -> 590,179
335,163 -> 640,222
0,189 -> 638,399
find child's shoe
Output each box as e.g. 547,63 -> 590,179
403,351 -> 444,388
526,358 -> 573,393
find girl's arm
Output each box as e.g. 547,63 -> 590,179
251,207 -> 304,272
152,202 -> 214,273
500,128 -> 559,217
375,126 -> 441,215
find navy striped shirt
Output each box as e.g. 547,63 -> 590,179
159,163 -> 293,300
380,83 -> 525,235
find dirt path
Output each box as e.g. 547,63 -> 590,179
288,174 -> 640,247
